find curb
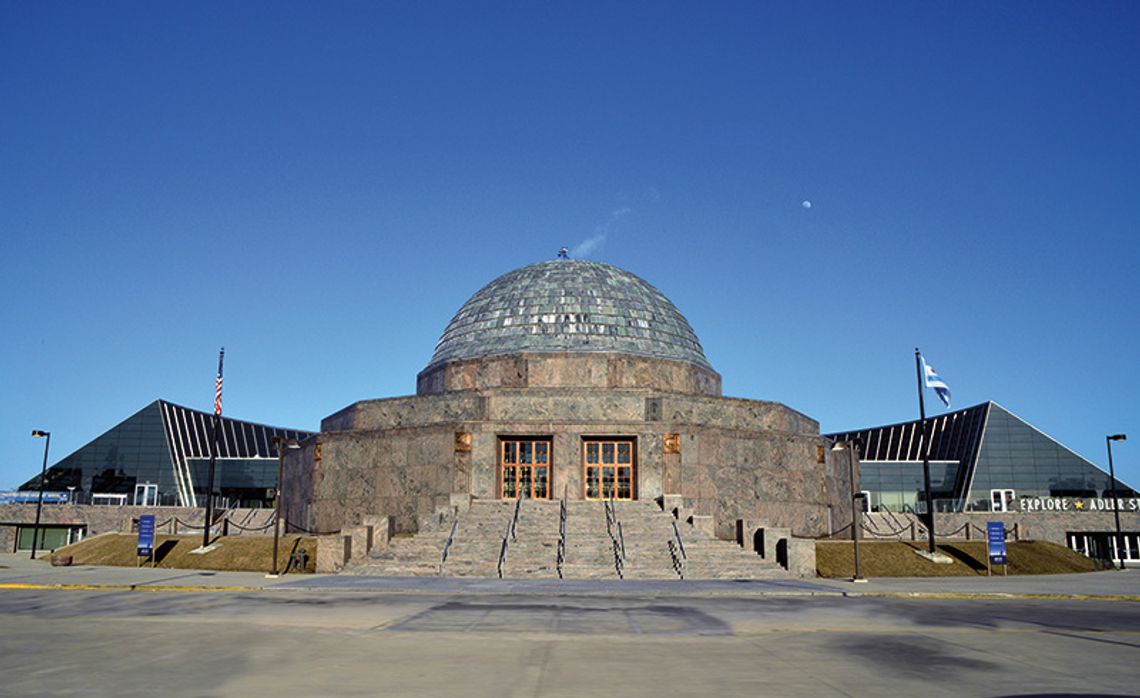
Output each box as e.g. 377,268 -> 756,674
0,583 -> 263,593
842,590 -> 1140,602
1,582 -> 1137,601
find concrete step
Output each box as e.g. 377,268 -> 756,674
345,498 -> 793,580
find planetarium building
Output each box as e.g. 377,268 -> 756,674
283,258 -> 852,541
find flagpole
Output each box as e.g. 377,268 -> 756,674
202,347 -> 224,549
915,348 -> 937,555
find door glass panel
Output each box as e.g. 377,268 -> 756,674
536,442 -> 548,464
503,466 -> 517,498
519,466 -> 533,498
520,442 -> 533,464
617,467 -> 631,499
534,466 -> 548,499
586,467 -> 600,499
602,443 -> 615,464
504,442 -> 516,464
602,467 -> 615,498
617,442 -> 631,464
587,443 -> 598,464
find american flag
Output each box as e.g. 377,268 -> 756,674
214,347 -> 225,416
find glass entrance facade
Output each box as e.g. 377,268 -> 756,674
828,401 -> 1137,513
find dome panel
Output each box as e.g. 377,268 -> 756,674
425,259 -> 714,371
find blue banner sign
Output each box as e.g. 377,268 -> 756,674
987,521 -> 1007,565
137,514 -> 156,558
0,491 -> 69,505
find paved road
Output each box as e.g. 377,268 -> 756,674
4,554 -> 1139,599
1,557 -> 1139,697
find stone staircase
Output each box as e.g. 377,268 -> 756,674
443,500 -> 513,577
561,501 -> 621,579
350,514 -> 451,577
502,500 -> 560,578
347,498 -> 789,579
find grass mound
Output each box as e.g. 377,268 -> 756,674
816,539 -> 1109,578
51,533 -> 318,573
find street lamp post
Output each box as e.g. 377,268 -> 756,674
832,438 -> 866,583
30,430 -> 51,560
270,436 -> 300,577
1106,434 -> 1127,569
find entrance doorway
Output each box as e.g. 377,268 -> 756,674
500,438 -> 551,499
990,489 -> 1016,512
134,483 -> 158,507
583,438 -> 636,500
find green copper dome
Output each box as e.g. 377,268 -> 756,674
425,259 -> 713,372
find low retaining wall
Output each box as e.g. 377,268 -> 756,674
831,510 -> 1140,549
0,503 -> 277,553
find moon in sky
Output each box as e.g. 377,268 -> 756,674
802,200 -> 812,209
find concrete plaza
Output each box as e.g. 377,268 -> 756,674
1,555 -> 1138,697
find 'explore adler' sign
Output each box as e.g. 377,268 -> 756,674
1019,496 -> 1140,513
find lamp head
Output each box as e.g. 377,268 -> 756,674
273,436 -> 301,450
1108,434 -> 1127,442
830,438 -> 864,452
31,430 -> 49,438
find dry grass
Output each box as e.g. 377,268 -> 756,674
52,533 -> 318,573
816,539 -> 1110,578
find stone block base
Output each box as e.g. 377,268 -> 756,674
316,534 -> 352,573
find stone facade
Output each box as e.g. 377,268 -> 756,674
285,353 -> 853,538
284,258 -> 854,545
416,353 -> 721,397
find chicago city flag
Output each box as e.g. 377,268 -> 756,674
921,356 -> 952,408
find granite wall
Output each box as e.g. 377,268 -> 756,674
288,388 -> 850,538
416,352 -> 722,397
322,388 -> 816,435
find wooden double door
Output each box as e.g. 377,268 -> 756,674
500,439 -> 550,499
498,436 -> 638,500
584,438 -> 636,500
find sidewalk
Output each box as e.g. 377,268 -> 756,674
2,553 -> 1137,599
818,567 -> 1140,599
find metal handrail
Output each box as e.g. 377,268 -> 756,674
556,495 -> 567,579
612,538 -> 624,579
667,539 -> 684,579
498,497 -> 524,578
671,520 -> 687,560
439,517 -> 459,575
602,495 -> 625,578
236,508 -> 258,528
879,506 -> 908,533
510,495 -> 522,542
497,537 -> 508,579
617,521 -> 626,562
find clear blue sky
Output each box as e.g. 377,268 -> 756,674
2,2 -> 1138,490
